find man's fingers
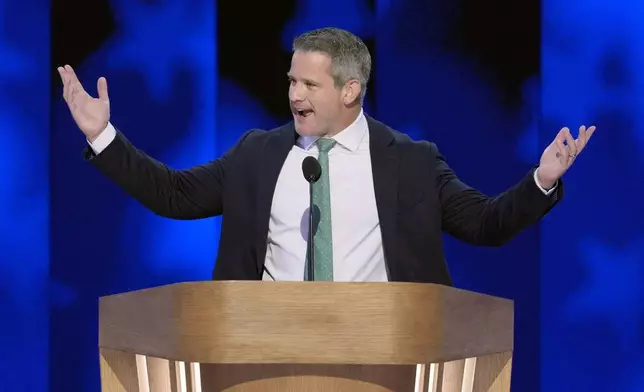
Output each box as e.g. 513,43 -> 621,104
555,127 -> 569,143
562,128 -> 577,157
575,124 -> 596,153
555,127 -> 577,158
555,139 -> 569,164
63,64 -> 85,95
64,79 -> 72,103
585,125 -> 596,142
97,77 -> 109,102
554,124 -> 596,163
576,125 -> 587,150
59,65 -> 78,104
64,64 -> 77,82
58,67 -> 69,102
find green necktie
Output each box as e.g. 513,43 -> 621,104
305,138 -> 336,281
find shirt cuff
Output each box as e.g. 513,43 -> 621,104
534,167 -> 557,195
87,122 -> 116,155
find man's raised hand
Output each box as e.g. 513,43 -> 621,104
57,65 -> 110,142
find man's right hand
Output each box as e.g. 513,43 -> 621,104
57,65 -> 110,142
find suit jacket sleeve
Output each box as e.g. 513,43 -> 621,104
83,128 -> 256,220
432,143 -> 562,246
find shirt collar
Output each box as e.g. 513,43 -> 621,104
297,109 -> 367,152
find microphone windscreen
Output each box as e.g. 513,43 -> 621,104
302,156 -> 322,183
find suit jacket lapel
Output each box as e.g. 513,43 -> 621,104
255,123 -> 296,274
367,116 -> 399,277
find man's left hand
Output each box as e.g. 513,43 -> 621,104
537,125 -> 596,189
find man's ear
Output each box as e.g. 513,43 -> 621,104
343,80 -> 361,105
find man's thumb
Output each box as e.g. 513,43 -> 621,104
97,77 -> 109,102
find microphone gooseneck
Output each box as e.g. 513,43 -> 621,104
302,156 -> 321,281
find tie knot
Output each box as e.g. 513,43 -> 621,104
316,138 -> 336,153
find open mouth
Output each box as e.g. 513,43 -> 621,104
294,109 -> 314,118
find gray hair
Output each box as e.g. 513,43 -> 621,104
292,27 -> 371,104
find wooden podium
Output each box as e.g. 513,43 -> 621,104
99,281 -> 513,392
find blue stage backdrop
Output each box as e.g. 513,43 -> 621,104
0,0 -> 50,391
373,1 -> 542,390
49,0 -> 217,390
0,0 -> 639,391
541,1 -> 644,391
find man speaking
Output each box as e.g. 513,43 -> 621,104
57,27 -> 594,284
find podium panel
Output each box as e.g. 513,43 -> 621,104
98,281 -> 513,392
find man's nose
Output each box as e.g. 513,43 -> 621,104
289,84 -> 305,102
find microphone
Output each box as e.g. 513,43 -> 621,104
302,156 -> 321,182
302,156 -> 321,281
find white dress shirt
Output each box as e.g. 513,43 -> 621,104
262,110 -> 388,282
88,111 -> 555,283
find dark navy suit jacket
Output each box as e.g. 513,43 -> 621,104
85,115 -> 562,285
